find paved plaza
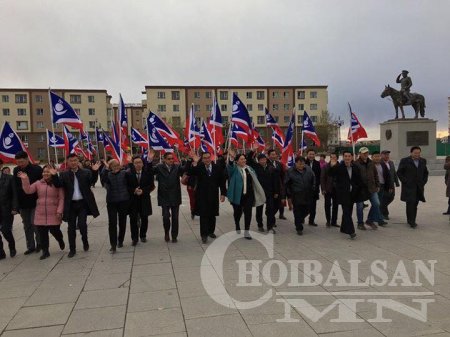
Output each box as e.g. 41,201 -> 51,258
0,176 -> 450,337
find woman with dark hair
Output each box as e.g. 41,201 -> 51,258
18,165 -> 65,260
226,149 -> 266,240
443,156 -> 450,215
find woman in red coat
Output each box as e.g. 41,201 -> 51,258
18,165 -> 65,260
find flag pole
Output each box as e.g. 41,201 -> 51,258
300,130 -> 304,157
294,108 -> 298,153
348,103 -> 355,156
48,89 -> 59,165
212,92 -> 217,163
46,129 -> 51,164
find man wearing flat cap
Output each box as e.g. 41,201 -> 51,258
396,70 -> 412,104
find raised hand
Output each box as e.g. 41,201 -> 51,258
228,148 -> 236,159
147,149 -> 155,162
17,171 -> 28,179
189,150 -> 200,163
91,161 -> 101,171
48,167 -> 58,176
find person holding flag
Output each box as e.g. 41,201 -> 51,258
0,158 -> 18,259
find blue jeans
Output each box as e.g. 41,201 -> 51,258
356,192 -> 383,224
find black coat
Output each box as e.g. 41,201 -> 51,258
13,164 -> 43,209
329,162 -> 363,205
397,156 -> 428,203
305,159 -> 321,198
188,162 -> 226,217
53,168 -> 100,221
246,153 -> 280,197
150,163 -> 186,207
128,167 -> 154,216
0,173 -> 18,226
269,160 -> 286,198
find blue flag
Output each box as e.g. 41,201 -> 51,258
50,91 -> 83,129
47,129 -> 65,148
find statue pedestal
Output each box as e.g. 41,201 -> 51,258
380,118 -> 436,161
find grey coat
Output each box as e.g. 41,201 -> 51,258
150,163 -> 186,207
284,166 -> 316,206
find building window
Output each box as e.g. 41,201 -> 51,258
205,92 -> 212,99
219,91 -> 228,100
246,92 -> 252,99
274,116 -> 279,122
172,117 -> 181,126
157,105 -> 166,112
272,104 -> 279,111
206,104 -> 212,112
17,108 -> 27,116
107,121 -> 112,129
107,108 -> 112,117
35,95 -> 43,103
298,104 -> 304,111
88,95 -> 95,103
284,104 -> 290,111
89,121 -> 96,128
194,104 -> 200,112
221,104 -> 227,112
15,94 -> 27,103
257,116 -> 264,124
283,91 -> 290,98
310,104 -> 318,110
36,121 -> 44,129
157,91 -> 165,99
173,104 -> 180,112
194,92 -> 200,99
297,115 -> 303,124
297,91 -> 305,99
258,104 -> 264,111
272,92 -> 279,98
37,148 -> 45,158
70,95 -> 81,104
16,121 -> 28,130
247,104 -> 253,112
38,134 -> 46,142
311,116 -> 318,123
257,91 -> 265,100
195,117 -> 201,125
2,108 -> 10,116
284,116 -> 290,123
222,116 -> 229,124
1,95 -> 9,103
172,91 -> 180,100
74,108 -> 81,115
88,108 -> 95,116
310,91 -> 317,99
36,108 -> 44,116
20,135 -> 28,142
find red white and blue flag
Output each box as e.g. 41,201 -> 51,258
231,93 -> 252,141
185,105 -> 201,148
252,127 -> 265,151
281,111 -> 295,165
146,115 -> 174,153
200,121 -> 216,157
347,103 -> 368,142
0,122 -> 34,163
131,127 -> 148,148
63,126 -> 82,155
50,91 -> 83,129
147,111 -> 184,149
272,130 -> 284,151
95,127 -> 104,144
302,111 -> 321,146
103,132 -> 122,162
119,94 -> 129,148
47,129 -> 65,148
209,95 -> 224,148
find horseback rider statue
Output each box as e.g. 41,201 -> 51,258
381,70 -> 426,119
396,70 -> 412,105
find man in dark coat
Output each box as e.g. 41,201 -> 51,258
188,151 -> 226,243
148,150 -> 186,243
397,146 -> 429,228
329,151 -> 363,239
380,150 -> 400,219
372,151 -> 394,225
247,152 -> 280,234
285,156 -> 315,236
320,153 -> 339,227
0,159 -> 18,258
268,149 -> 286,221
51,153 -> 100,258
129,155 -> 154,244
305,149 -> 321,226
13,151 -> 43,254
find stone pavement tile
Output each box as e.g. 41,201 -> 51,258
185,314 -> 252,337
130,273 -> 176,293
74,288 -> 129,309
0,280 -> 39,299
84,272 -> 130,291
176,280 -> 222,299
128,289 -> 180,313
132,262 -> 174,276
247,321 -> 319,337
63,305 -> 126,334
1,325 -> 64,337
239,299 -> 298,325
180,294 -> 238,319
91,261 -> 133,274
124,308 -> 185,336
6,303 -> 74,330
25,281 -> 84,306
133,253 -> 171,266
0,297 -> 27,331
316,328 -> 386,337
61,328 -> 123,336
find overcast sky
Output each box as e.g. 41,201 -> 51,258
1,0 -> 449,138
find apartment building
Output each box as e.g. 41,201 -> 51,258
0,88 -> 112,162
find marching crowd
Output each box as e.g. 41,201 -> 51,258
0,145 -> 432,260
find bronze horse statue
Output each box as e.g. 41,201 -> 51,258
381,85 -> 426,119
